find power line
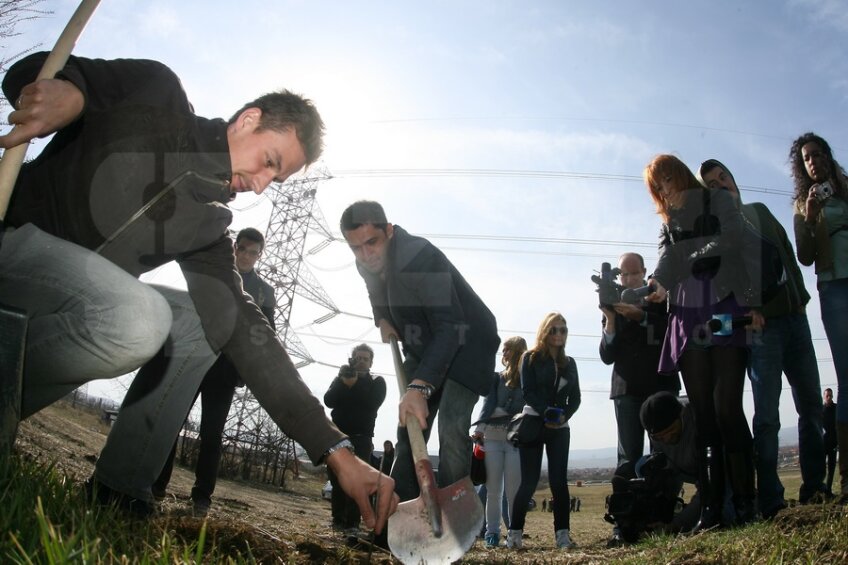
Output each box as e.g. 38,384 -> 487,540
330,168 -> 794,197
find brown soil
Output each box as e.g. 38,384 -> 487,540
15,402 -> 835,564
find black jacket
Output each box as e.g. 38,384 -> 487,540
357,226 -> 500,395
652,188 -> 761,308
323,372 -> 387,437
520,353 -> 581,422
2,53 -> 342,463
599,300 -> 679,399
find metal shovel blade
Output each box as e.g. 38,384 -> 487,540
387,475 -> 483,565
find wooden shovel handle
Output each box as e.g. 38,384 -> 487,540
388,336 -> 430,465
0,0 -> 102,220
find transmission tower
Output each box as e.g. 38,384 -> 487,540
256,169 -> 338,368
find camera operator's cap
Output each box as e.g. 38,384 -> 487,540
640,391 -> 682,434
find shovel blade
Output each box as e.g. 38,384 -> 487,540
388,476 -> 483,565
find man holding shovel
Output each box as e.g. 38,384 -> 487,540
341,200 -> 500,547
0,52 -> 397,531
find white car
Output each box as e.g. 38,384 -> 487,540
322,480 -> 332,500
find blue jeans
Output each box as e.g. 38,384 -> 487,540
749,311 -> 825,511
511,426 -> 571,532
0,224 -> 171,419
614,395 -> 649,469
392,357 -> 480,502
820,279 -> 848,423
95,286 -> 221,502
482,437 -> 521,536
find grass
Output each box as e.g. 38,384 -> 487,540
4,404 -> 848,563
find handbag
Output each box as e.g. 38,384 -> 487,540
506,412 -> 544,447
470,442 -> 486,486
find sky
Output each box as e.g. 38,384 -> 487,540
3,0 -> 847,454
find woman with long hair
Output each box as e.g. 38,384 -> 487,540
472,336 -> 528,548
790,132 -> 848,501
507,313 -> 581,550
643,154 -> 760,530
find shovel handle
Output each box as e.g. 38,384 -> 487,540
0,0 -> 102,220
388,336 -> 430,464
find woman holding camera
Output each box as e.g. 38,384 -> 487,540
507,312 -> 581,550
790,132 -> 848,500
643,154 -> 760,530
472,336 -> 527,548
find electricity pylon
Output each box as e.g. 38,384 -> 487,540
256,168 -> 338,368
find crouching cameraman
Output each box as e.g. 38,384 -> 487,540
605,392 -> 700,544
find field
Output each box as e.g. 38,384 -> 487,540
6,401 -> 848,564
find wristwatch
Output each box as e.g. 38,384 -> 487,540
407,382 -> 436,400
323,439 -> 355,461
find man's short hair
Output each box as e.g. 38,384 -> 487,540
640,392 -> 682,435
340,200 -> 389,233
236,227 -> 266,251
352,343 -> 374,360
229,90 -> 325,166
619,252 -> 645,270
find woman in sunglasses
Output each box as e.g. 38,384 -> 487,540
643,154 -> 760,531
506,312 -> 581,550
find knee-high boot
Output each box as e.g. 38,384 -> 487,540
725,447 -> 757,525
690,446 -> 725,534
837,422 -> 848,502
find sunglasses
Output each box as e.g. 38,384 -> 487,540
548,326 -> 567,336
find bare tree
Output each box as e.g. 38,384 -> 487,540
0,0 -> 50,108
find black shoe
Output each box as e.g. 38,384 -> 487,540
799,490 -> 834,505
733,496 -> 758,526
85,477 -> 154,518
761,502 -> 787,520
151,485 -> 167,502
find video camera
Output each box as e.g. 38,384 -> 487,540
603,454 -> 681,543
591,262 -> 653,308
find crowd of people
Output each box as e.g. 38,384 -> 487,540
0,49 -> 845,556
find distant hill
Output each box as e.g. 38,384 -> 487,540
569,425 -> 800,470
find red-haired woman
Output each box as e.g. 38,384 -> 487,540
643,154 -> 761,530
507,312 -> 581,550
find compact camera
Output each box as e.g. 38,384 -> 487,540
340,359 -> 357,378
812,181 -> 834,202
544,406 -> 564,424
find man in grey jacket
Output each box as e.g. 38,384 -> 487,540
340,200 -> 500,503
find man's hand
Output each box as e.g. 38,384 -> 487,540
613,302 -> 643,321
0,79 -> 84,149
399,381 -> 430,431
645,280 -> 667,303
326,447 -> 399,534
746,310 -> 766,331
377,318 -> 399,344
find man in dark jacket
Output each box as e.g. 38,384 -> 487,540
600,252 -> 679,470
324,343 -> 386,532
340,200 -> 500,502
152,227 -> 276,517
0,53 -> 396,529
699,158 -> 828,517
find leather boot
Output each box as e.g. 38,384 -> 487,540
690,446 -> 724,534
837,422 -> 848,503
725,448 -> 757,525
